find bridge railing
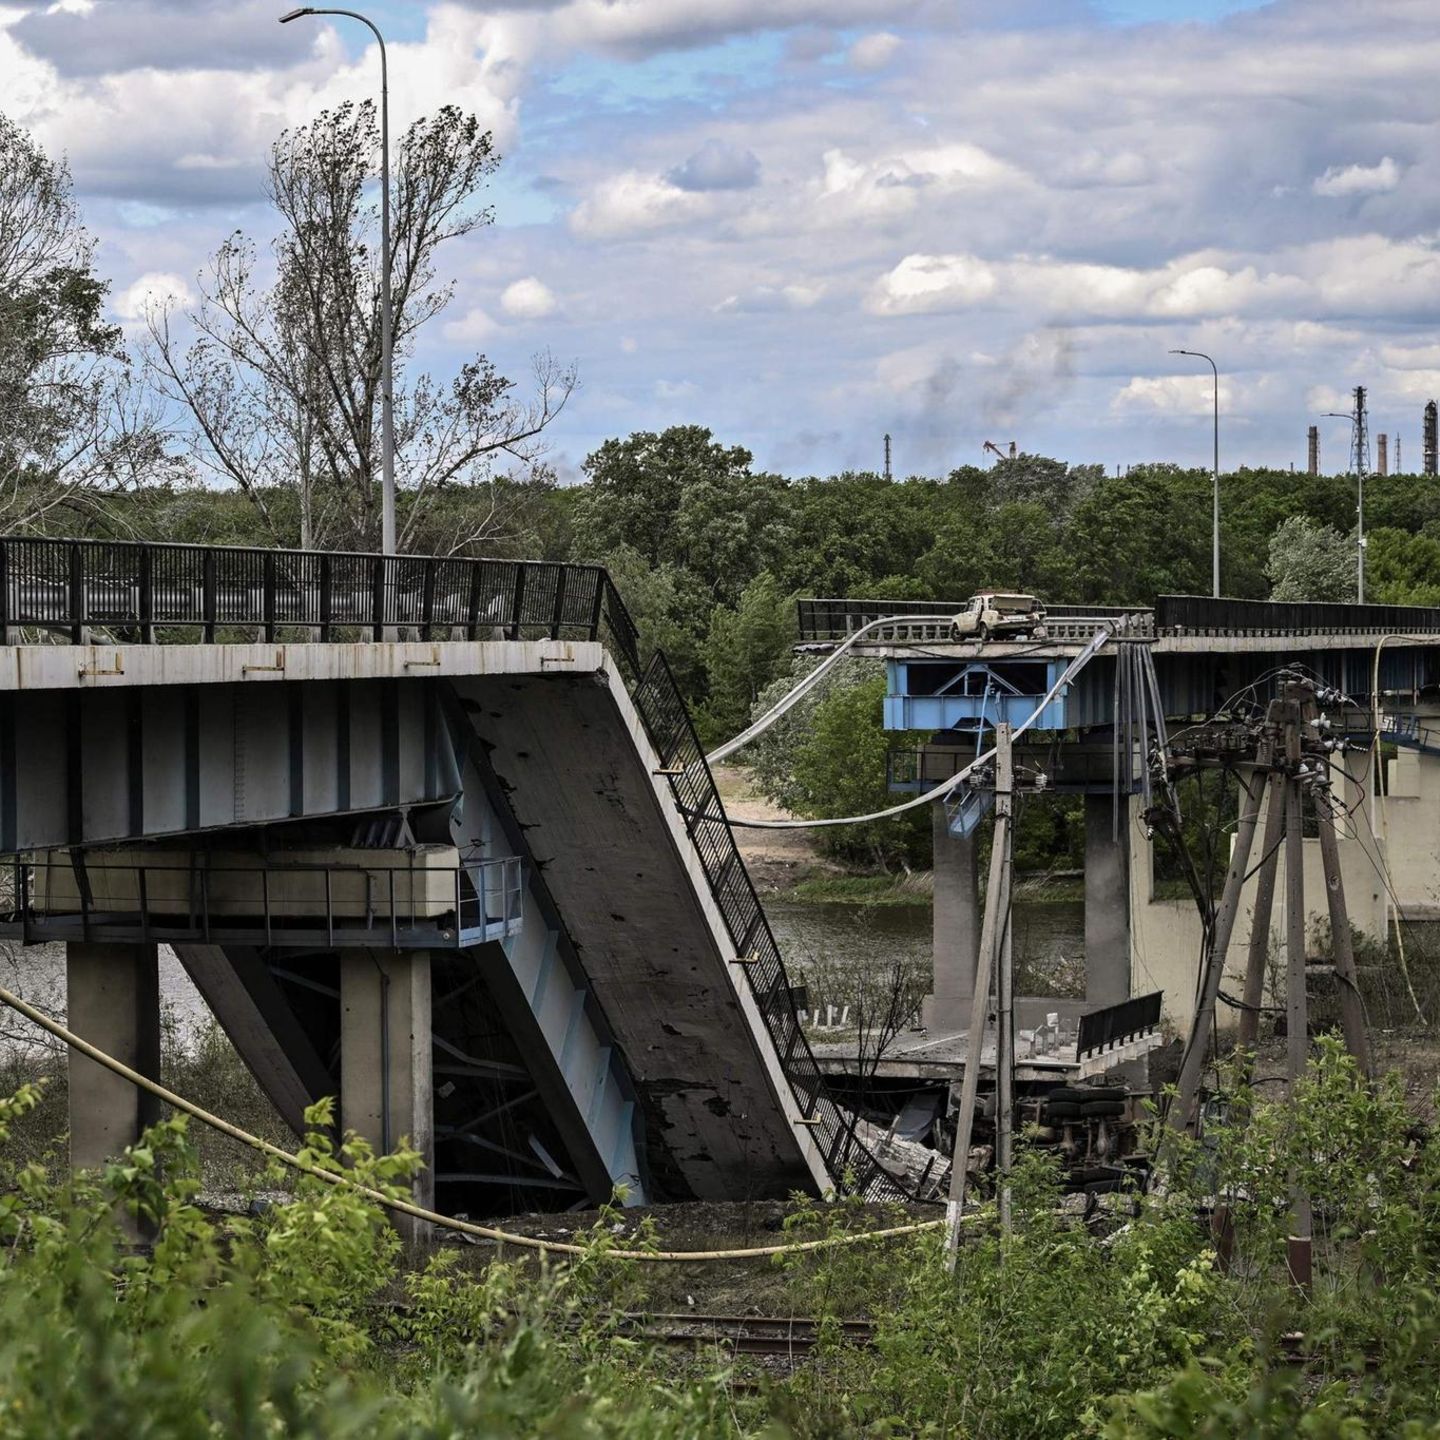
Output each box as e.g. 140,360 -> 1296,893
1155,594 -> 1440,636
630,647 -> 911,1202
0,536 -> 619,646
797,597 -> 1151,643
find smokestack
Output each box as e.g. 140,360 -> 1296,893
1378,434 -> 1388,475
1307,424 -> 1319,476
1426,401 -> 1438,477
883,433 -> 892,481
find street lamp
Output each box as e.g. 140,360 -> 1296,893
280,7 -> 397,557
1324,411 -> 1366,602
1170,349 -> 1220,598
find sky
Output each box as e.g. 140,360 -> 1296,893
3,0 -> 1440,481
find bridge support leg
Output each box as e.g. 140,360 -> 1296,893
340,951 -> 434,1238
924,805 -> 979,1032
66,942 -> 161,1189
1084,793 -> 1130,1007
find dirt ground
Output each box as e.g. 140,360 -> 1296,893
710,764 -> 844,894
443,1197 -> 938,1314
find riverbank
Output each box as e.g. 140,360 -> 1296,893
712,764 -> 1083,906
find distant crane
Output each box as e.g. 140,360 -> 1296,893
983,441 -> 1018,461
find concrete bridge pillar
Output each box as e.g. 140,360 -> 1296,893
66,942 -> 162,1176
340,951 -> 434,1235
923,805 -> 979,1032
1085,793 -> 1131,1007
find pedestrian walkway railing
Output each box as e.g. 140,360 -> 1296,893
0,851 -> 524,951
0,537 -> 618,646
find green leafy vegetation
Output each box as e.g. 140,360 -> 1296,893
5,1036 -> 1440,1434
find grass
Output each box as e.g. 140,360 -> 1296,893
776,869 -> 1084,906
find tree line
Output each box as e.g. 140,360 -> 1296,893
7,102 -> 1438,869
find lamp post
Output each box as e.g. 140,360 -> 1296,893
280,7 -> 396,557
1325,411 -> 1366,602
1170,349 -> 1220,598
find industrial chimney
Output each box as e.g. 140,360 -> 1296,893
883,433 -> 892,481
1378,434 -> 1389,475
1426,402 -> 1438,477
1307,425 -> 1319,475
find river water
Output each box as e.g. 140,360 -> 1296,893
2,899 -> 1086,1057
765,897 -> 1087,1002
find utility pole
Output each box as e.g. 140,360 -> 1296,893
945,723 -> 1013,1266
1281,697 -> 1311,1290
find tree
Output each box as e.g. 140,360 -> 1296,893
1266,515 -> 1354,601
0,113 -> 171,532
574,426 -> 791,605
692,572 -> 795,745
787,672 -> 930,870
148,102 -> 574,553
1366,526 -> 1440,606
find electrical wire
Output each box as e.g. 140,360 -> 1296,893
0,982 -> 952,1264
706,613 -> 956,765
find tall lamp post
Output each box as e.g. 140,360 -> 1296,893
1325,411 -> 1366,602
1170,349 -> 1220,598
280,7 -> 396,557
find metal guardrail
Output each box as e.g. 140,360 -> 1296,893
631,650 -> 910,1203
1075,991 -> 1163,1063
0,852 -> 524,950
801,592 -> 1440,644
1154,594 -> 1440,637
0,536 -> 618,645
797,597 -> 1151,644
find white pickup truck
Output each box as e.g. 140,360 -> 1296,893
951,591 -> 1048,643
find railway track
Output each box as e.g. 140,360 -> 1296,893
624,1313 -> 875,1358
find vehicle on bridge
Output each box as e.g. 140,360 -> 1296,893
951,591 -> 1048,643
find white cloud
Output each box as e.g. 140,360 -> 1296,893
715,282 -> 824,313
500,276 -> 558,319
442,306 -> 499,343
113,271 -> 194,320
569,171 -> 713,240
1111,375 -> 1236,418
847,31 -> 900,70
1313,156 -> 1401,198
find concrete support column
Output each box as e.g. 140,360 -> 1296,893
66,942 -> 161,1174
923,805 -> 980,1033
340,951 -> 434,1229
1085,793 -> 1131,1006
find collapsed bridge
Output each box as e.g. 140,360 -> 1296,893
0,538 -> 910,1218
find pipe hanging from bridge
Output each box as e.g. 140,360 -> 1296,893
720,624 -> 1117,830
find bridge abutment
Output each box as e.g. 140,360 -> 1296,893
923,805 -> 980,1032
66,942 -> 162,1207
1085,793 -> 1131,1006
340,950 -> 434,1237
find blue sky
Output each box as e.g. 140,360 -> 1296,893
4,0 -> 1440,482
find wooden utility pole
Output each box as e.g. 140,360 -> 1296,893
1282,700 -> 1312,1290
945,723 -> 1013,1267
1313,781 -> 1372,1077
1169,744 -> 1269,1132
1237,771 -> 1285,1065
